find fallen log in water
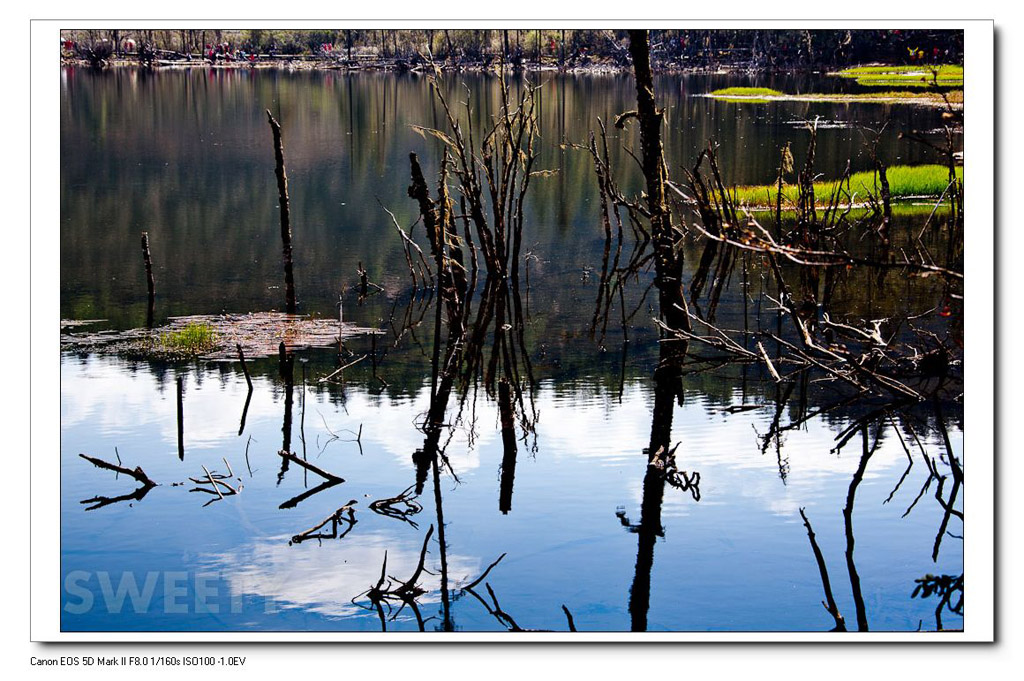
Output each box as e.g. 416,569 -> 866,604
79,453 -> 157,488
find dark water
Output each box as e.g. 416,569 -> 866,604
60,66 -> 963,633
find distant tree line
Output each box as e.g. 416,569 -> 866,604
59,28 -> 963,70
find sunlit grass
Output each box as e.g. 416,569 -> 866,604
710,87 -> 784,97
159,322 -> 219,356
832,64 -> 963,88
731,164 -> 963,208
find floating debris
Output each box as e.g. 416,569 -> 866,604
189,460 -> 241,506
60,319 -> 107,330
786,118 -> 855,129
60,312 -> 382,360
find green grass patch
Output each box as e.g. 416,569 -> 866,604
159,322 -> 219,356
731,164 -> 963,208
832,64 -> 963,88
710,87 -> 784,97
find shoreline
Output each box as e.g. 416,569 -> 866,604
57,54 -> 833,77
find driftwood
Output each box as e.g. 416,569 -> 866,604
78,453 -> 157,511
79,453 -> 156,488
187,460 -> 240,506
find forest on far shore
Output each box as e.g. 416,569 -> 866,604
59,28 -> 964,72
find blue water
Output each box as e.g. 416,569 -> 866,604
60,354 -> 963,632
60,67 -> 963,632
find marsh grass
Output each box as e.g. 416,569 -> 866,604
833,64 -> 963,88
710,87 -> 784,97
731,164 -> 963,208
159,322 -> 219,356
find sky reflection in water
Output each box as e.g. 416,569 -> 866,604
60,67 -> 963,633
61,353 -> 963,632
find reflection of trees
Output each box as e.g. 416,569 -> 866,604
610,34 -> 704,632
369,485 -> 423,528
795,408 -> 963,632
798,508 -> 847,631
364,67 -> 549,630
353,526 -> 435,631
289,501 -> 357,545
63,50 -> 966,632
912,573 -> 963,631
591,32 -> 962,633
61,67 -> 950,332
276,344 -> 295,485
840,422 -> 877,632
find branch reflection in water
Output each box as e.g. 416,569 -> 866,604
60,38 -> 965,633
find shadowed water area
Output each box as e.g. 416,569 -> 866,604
60,66 -> 963,632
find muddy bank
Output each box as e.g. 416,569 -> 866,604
704,91 -> 963,109
60,312 -> 381,361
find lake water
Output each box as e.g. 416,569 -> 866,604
60,66 -> 963,633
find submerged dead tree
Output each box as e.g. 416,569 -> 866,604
581,41 -> 961,407
626,30 -> 692,345
599,32 -> 703,633
359,63 -> 544,626
405,62 -> 540,436
669,133 -> 961,402
267,110 -> 298,313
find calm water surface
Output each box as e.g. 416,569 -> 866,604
60,67 -> 963,632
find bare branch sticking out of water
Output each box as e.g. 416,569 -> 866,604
378,199 -> 435,290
